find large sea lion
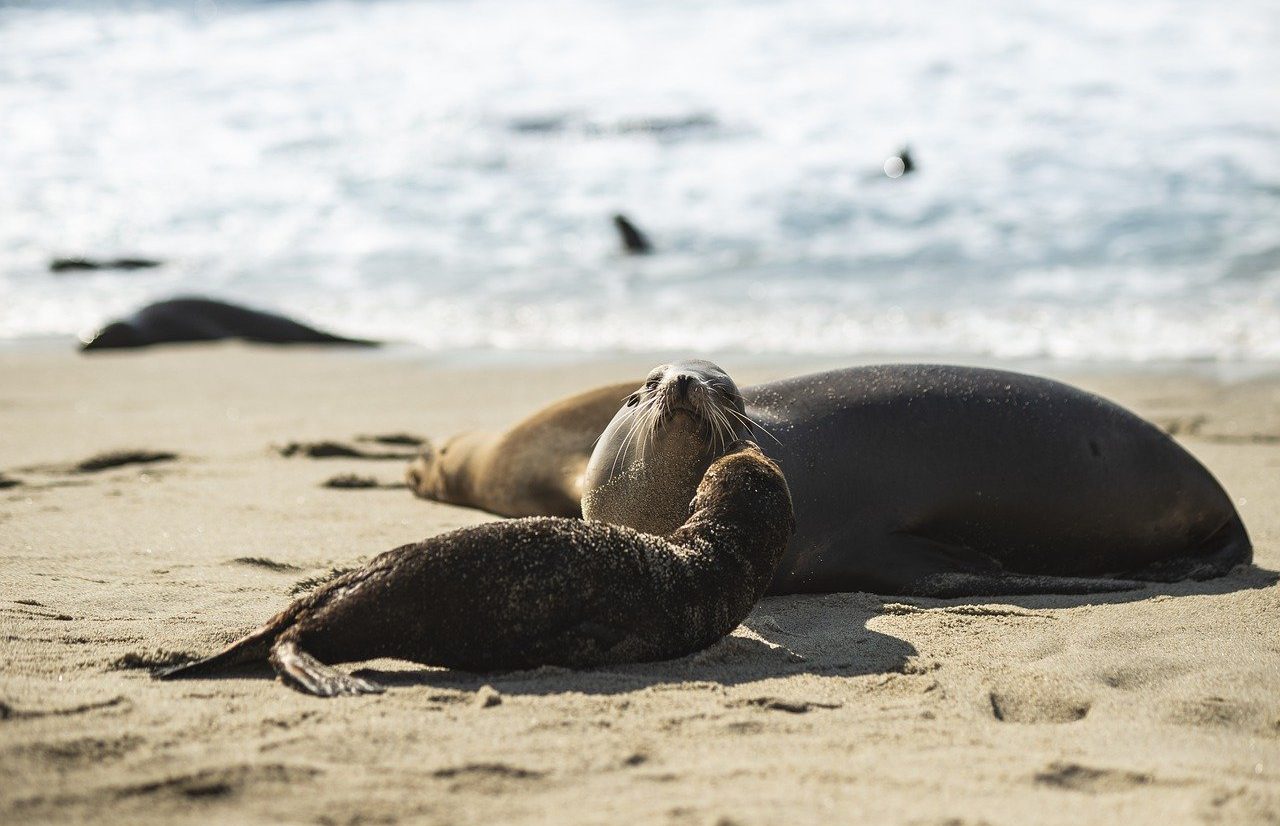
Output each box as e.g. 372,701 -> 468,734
80,296 -> 378,350
412,361 -> 1252,597
158,442 -> 793,696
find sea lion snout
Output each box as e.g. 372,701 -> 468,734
406,440 -> 439,499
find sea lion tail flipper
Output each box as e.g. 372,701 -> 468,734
153,624 -> 279,680
269,639 -> 385,698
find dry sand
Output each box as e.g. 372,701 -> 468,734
1,344 -> 1277,825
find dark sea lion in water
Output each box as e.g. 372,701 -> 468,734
50,256 -> 163,273
613,214 -> 653,254
158,442 -> 793,696
414,361 -> 1251,597
80,296 -> 378,350
407,381 -> 639,518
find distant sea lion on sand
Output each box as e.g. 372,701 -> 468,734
413,361 -> 1251,597
80,297 -> 378,351
407,381 -> 639,518
158,442 -> 793,696
50,256 -> 163,273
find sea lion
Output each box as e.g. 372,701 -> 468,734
50,256 -> 162,273
158,442 -> 793,696
613,214 -> 653,254
80,297 -> 378,351
407,381 -> 639,518
414,361 -> 1252,597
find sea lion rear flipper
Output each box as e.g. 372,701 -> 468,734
154,624 -> 277,680
887,534 -> 1144,598
269,640 -> 385,698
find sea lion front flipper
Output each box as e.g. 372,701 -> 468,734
887,534 -> 1145,598
270,640 -> 385,697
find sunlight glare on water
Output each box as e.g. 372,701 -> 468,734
0,0 -> 1277,361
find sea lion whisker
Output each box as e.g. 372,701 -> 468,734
593,398 -> 641,448
727,407 -> 783,447
708,403 -> 733,454
612,402 -> 650,476
608,403 -> 646,476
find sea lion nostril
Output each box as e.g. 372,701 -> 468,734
674,375 -> 693,397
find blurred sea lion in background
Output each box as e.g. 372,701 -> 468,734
407,381 -> 639,518
613,214 -> 653,254
80,296 -> 379,351
50,256 -> 163,273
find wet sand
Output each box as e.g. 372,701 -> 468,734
1,345 -> 1277,825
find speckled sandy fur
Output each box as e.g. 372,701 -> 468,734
160,444 -> 794,693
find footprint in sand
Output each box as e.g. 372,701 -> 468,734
21,734 -> 145,768
1034,761 -> 1154,792
430,762 -> 547,794
275,439 -> 418,460
72,450 -> 179,473
1167,695 -> 1278,735
987,686 -> 1092,723
110,650 -> 201,673
320,473 -> 407,490
728,696 -> 842,714
229,556 -> 303,573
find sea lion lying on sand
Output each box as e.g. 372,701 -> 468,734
80,296 -> 378,350
158,442 -> 793,697
411,361 -> 1251,597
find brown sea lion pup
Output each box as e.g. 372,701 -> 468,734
157,442 -> 793,697
405,381 -> 638,518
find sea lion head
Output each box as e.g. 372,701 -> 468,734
406,433 -> 487,508
582,359 -> 758,537
80,321 -> 142,351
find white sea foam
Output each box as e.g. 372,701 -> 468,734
0,0 -> 1277,361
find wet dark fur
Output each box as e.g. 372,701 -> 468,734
157,444 -> 793,696
80,297 -> 378,350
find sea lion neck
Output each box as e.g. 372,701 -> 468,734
673,448 -> 795,584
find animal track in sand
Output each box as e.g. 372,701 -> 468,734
321,473 -> 407,490
275,440 -> 415,460
729,696 -> 842,714
1034,762 -> 1153,792
230,556 -> 303,572
73,450 -> 179,473
0,695 -> 130,721
20,734 -> 145,767
430,762 -> 547,794
356,433 -> 426,447
111,649 -> 200,673
1168,695 -> 1277,734
110,763 -> 322,802
988,688 -> 1092,723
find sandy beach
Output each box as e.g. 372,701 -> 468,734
1,344 -> 1277,825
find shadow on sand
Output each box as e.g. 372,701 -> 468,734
158,564 -> 1276,697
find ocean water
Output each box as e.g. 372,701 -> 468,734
1,0 -> 1277,361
